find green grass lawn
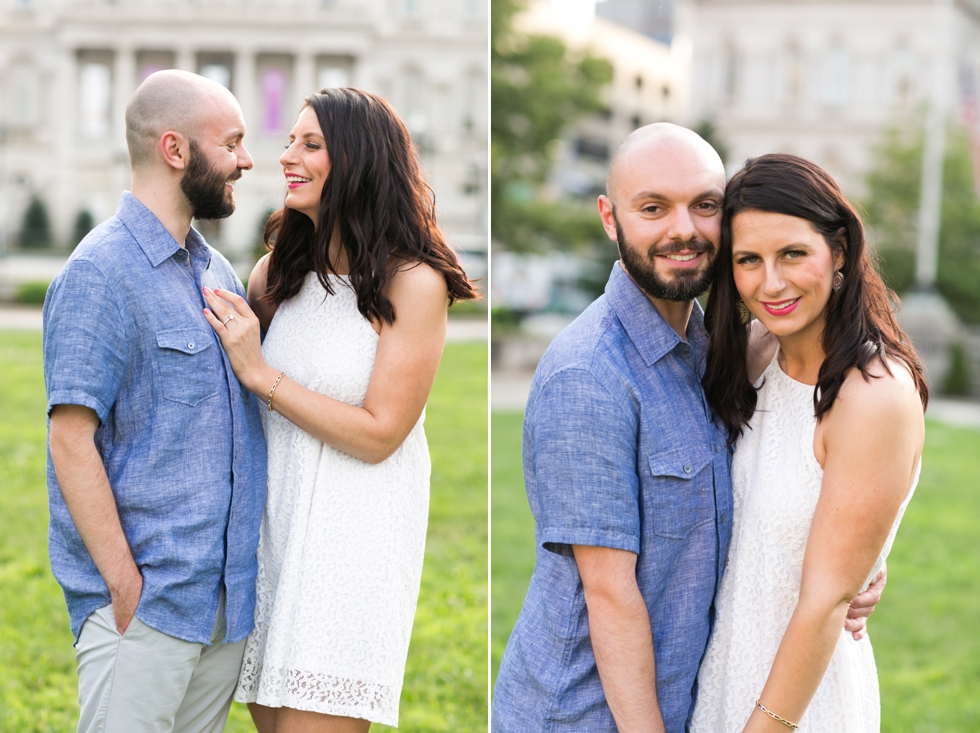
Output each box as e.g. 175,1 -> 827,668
491,409 -> 980,730
0,332 -> 487,733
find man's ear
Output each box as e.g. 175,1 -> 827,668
598,195 -> 619,244
159,131 -> 189,172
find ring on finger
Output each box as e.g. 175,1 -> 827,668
222,313 -> 235,325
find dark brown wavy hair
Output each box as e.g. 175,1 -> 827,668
263,87 -> 478,322
703,153 -> 928,445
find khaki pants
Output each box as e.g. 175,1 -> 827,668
74,594 -> 246,733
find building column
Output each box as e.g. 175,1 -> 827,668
113,46 -> 135,146
295,51 -> 316,98
227,48 -> 259,259
53,48 -> 79,247
176,47 -> 195,73
234,48 -> 256,134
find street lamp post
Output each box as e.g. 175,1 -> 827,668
900,0 -> 963,392
0,123 -> 8,260
914,0 -> 953,291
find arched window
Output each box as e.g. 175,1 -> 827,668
5,62 -> 39,127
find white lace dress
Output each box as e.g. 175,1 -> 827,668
234,272 -> 430,726
690,352 -> 917,733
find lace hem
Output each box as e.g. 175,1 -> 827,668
235,663 -> 398,725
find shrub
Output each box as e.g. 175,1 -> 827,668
943,341 -> 972,396
16,281 -> 51,305
19,197 -> 52,249
72,210 -> 96,248
251,208 -> 276,264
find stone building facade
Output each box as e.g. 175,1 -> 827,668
0,0 -> 487,277
518,0 -> 687,200
677,0 -> 980,198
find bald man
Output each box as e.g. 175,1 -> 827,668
492,125 -> 881,732
43,70 -> 266,732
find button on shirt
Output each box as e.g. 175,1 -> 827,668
493,262 -> 733,733
43,192 -> 267,645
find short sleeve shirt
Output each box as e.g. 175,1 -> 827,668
493,262 -> 733,733
43,192 -> 267,645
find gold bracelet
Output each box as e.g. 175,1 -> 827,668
756,700 -> 799,729
267,371 -> 286,412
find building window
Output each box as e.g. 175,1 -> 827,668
891,44 -> 916,108
576,136 -> 610,163
405,0 -> 421,15
820,45 -> 849,107
200,64 -> 230,88
318,66 -> 348,90
137,50 -> 175,84
80,60 -> 112,139
198,52 -> 234,90
462,69 -> 485,135
317,55 -> 354,91
403,68 -> 428,140
6,63 -> 39,127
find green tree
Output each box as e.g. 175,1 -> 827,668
252,207 -> 276,264
943,341 -> 972,395
19,197 -> 52,249
72,209 -> 96,249
491,0 -> 613,253
692,119 -> 729,165
863,123 -> 980,324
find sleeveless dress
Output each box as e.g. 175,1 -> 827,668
690,350 -> 918,733
234,272 -> 431,726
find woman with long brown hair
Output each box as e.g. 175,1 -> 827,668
691,154 -> 926,732
202,88 -> 477,732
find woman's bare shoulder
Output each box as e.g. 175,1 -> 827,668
247,253 -> 278,332
247,253 -> 271,298
834,353 -> 923,426
388,260 -> 449,304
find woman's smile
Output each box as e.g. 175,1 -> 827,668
760,297 -> 801,316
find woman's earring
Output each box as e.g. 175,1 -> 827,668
833,270 -> 844,291
736,298 -> 751,325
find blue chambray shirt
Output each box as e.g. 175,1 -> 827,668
493,262 -> 733,733
43,192 -> 267,646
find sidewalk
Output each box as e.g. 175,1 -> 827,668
491,367 -> 980,431
0,306 -> 488,343
0,306 -> 42,331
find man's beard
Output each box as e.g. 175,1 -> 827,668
181,141 -> 236,221
614,215 -> 716,302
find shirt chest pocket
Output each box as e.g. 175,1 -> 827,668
155,328 -> 221,406
646,446 -> 715,540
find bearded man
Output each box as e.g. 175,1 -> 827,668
492,124 -> 882,733
43,70 -> 265,733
